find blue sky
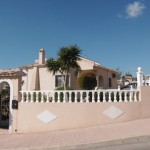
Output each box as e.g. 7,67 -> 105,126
0,0 -> 150,76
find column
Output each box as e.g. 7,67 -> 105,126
137,67 -> 143,87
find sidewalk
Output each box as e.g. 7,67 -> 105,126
1,118 -> 150,150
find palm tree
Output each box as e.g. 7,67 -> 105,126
46,45 -> 81,90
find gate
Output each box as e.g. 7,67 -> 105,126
0,82 -> 10,129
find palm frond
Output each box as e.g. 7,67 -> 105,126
45,58 -> 60,75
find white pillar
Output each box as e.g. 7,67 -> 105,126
137,67 -> 143,86
118,85 -> 121,90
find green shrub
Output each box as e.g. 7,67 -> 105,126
77,71 -> 97,90
55,87 -> 74,90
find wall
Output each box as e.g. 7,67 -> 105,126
17,86 -> 150,133
17,101 -> 141,133
140,86 -> 150,118
39,67 -> 54,90
94,66 -> 118,89
78,58 -> 95,70
13,86 -> 150,133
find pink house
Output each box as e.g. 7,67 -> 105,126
0,48 -> 118,131
19,48 -> 118,91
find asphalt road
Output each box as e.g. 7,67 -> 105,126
80,140 -> 150,150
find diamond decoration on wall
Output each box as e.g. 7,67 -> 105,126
103,106 -> 124,120
36,110 -> 57,124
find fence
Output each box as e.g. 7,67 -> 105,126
20,89 -> 140,103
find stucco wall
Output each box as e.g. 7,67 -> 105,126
11,86 -> 150,134
78,58 -> 94,70
140,86 -> 150,118
21,68 -> 35,90
39,67 -> 54,90
94,66 -> 118,89
17,102 -> 141,133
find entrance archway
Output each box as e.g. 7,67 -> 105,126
0,82 -> 10,128
0,79 -> 13,133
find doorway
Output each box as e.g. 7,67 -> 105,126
0,79 -> 13,133
0,82 -> 10,129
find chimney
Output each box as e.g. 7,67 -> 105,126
39,48 -> 45,64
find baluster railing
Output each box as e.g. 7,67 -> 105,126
20,89 -> 140,103
36,92 -> 38,103
119,91 -> 122,102
74,91 -> 77,103
108,92 -> 111,102
40,92 -> 44,103
134,91 -> 138,102
97,91 -> 100,102
92,91 -> 94,103
69,92 -> 72,103
86,91 -> 89,103
46,92 -> 49,103
103,92 -> 106,102
129,91 -> 133,102
114,92 -> 117,102
80,92 -> 83,103
26,92 -> 28,103
30,91 -> 33,103
124,91 -> 127,102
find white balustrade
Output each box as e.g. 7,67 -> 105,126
74,91 -> 77,103
114,92 -> 117,102
103,92 -> 106,102
124,91 -> 127,102
20,89 -> 140,103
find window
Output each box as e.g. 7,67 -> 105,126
55,75 -> 70,87
55,75 -> 63,87
112,73 -> 116,78
109,78 -> 112,88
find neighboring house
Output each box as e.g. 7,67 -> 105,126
122,75 -> 137,86
0,48 -> 118,91
117,74 -> 137,90
143,75 -> 150,86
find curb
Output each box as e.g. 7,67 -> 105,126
6,134 -> 150,150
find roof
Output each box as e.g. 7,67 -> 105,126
0,69 -> 26,77
94,65 -> 118,73
80,56 -> 118,73
0,52 -> 118,75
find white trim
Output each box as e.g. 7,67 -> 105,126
0,79 -> 13,133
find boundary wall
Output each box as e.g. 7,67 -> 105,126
16,89 -> 143,133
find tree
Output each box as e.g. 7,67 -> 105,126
46,45 -> 81,90
77,71 -> 97,90
116,68 -> 122,79
125,72 -> 132,76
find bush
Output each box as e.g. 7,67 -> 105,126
55,87 -> 74,90
77,71 -> 97,90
